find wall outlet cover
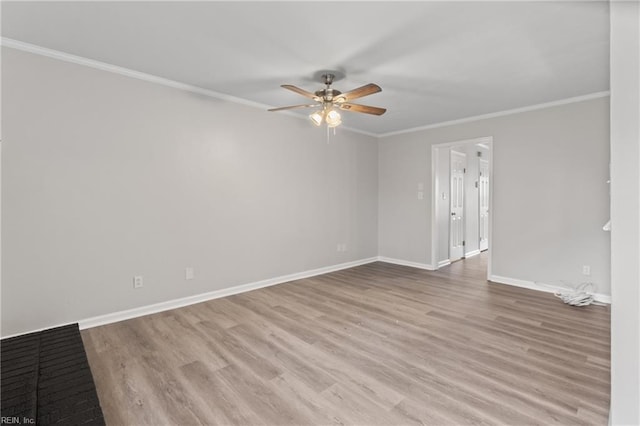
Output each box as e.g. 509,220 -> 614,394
186,267 -> 195,280
133,276 -> 143,289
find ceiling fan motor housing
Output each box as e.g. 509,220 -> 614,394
315,88 -> 342,102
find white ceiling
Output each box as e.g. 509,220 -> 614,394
2,1 -> 610,136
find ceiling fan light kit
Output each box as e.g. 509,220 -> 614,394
325,109 -> 342,127
309,104 -> 342,128
310,111 -> 324,126
269,72 -> 386,129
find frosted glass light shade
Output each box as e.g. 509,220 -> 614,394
309,111 -> 323,126
326,109 -> 342,128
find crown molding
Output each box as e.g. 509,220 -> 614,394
2,37 -> 608,139
378,91 -> 611,138
0,37 -> 377,138
0,38 -> 270,109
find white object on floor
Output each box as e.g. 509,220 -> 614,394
554,282 -> 596,306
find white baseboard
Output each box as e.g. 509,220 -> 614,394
489,275 -> 611,304
464,249 -> 481,258
4,259 -> 611,340
75,257 -> 377,331
437,259 -> 452,268
377,256 -> 435,271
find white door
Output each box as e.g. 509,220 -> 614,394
479,158 -> 490,251
450,150 -> 466,261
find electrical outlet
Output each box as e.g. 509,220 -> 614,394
417,191 -> 424,200
582,265 -> 591,276
185,267 -> 195,280
133,275 -> 143,289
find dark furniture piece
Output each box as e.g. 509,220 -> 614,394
1,323 -> 105,425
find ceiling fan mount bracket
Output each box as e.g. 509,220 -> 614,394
322,73 -> 335,86
313,70 -> 345,85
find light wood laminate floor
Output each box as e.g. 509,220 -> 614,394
82,254 -> 610,425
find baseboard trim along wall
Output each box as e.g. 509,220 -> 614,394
77,257 -> 379,330
489,274 -> 612,304
377,256 -> 436,271
464,249 -> 481,258
1,257 -> 374,338
3,257 -> 611,339
437,259 -> 452,268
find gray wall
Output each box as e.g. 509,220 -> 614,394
1,48 -> 379,336
610,1 -> 640,423
379,96 -> 611,295
378,136 -> 430,263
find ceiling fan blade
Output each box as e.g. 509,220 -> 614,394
335,83 -> 381,102
281,84 -> 318,100
268,104 -> 318,112
338,103 -> 386,115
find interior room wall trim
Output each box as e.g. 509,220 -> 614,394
378,91 -> 611,138
0,38 -> 266,108
1,256 -> 613,340
0,38 -> 377,137
376,256 -> 612,305
377,256 -> 435,271
0,257 -> 379,339
464,249 -> 482,258
1,37 -> 609,139
437,260 -> 452,268
430,136 -> 494,278
78,256 -> 379,331
489,274 -> 612,305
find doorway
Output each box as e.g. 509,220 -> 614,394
431,137 -> 493,278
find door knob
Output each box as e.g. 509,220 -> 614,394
451,212 -> 456,216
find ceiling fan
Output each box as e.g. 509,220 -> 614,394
268,72 -> 386,128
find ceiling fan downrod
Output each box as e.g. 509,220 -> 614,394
322,73 -> 335,87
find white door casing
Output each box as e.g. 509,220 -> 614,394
479,158 -> 490,251
430,136 -> 492,277
450,150 -> 466,261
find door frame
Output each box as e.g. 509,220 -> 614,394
431,136 -> 494,280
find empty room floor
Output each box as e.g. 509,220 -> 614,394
82,254 -> 610,425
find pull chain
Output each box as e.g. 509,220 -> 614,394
325,125 -> 338,144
